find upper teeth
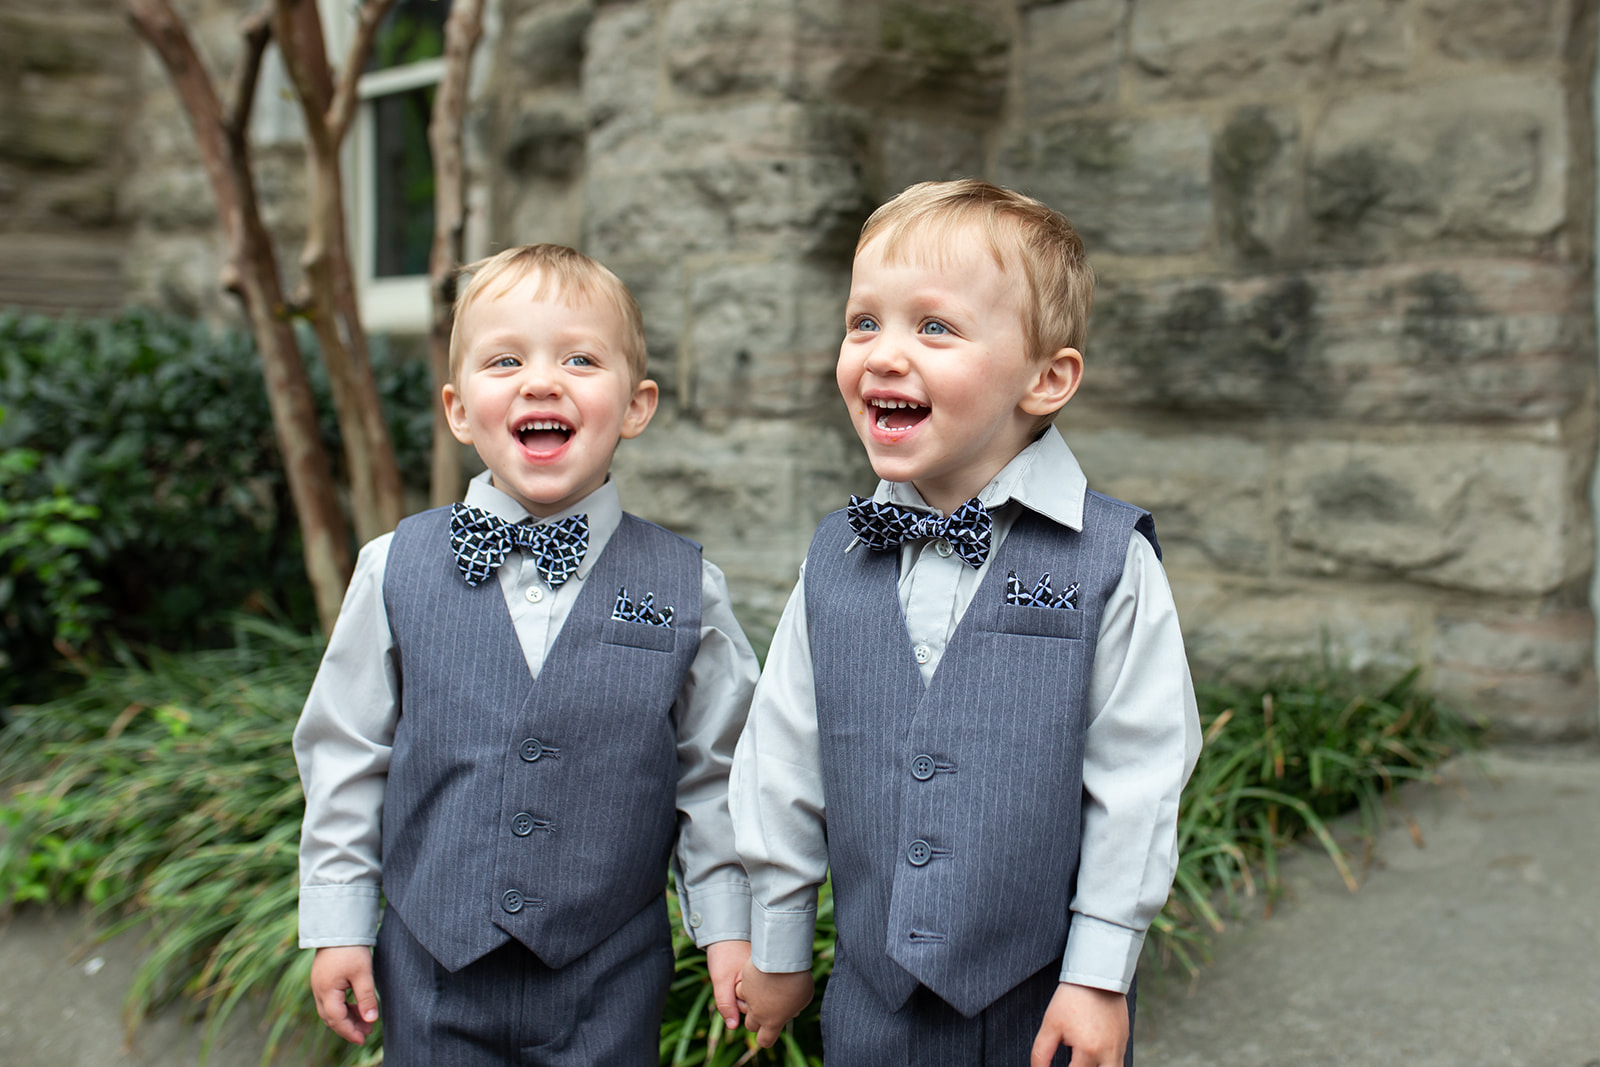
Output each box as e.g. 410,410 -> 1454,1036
873,400 -> 921,409
519,420 -> 566,431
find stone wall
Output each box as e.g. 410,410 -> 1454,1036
111,0 -> 1600,734
0,0 -> 138,315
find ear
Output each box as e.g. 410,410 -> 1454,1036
620,378 -> 660,440
1019,347 -> 1083,418
442,382 -> 474,445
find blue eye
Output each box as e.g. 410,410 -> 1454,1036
564,354 -> 594,367
922,320 -> 949,336
493,355 -> 520,368
853,315 -> 880,332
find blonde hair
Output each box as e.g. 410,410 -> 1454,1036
856,179 -> 1094,361
449,244 -> 649,383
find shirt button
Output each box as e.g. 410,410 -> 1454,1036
519,738 -> 543,762
907,839 -> 932,867
911,755 -> 935,781
502,889 -> 524,914
933,539 -> 953,558
913,645 -> 931,665
688,912 -> 703,929
512,812 -> 535,836
525,585 -> 545,603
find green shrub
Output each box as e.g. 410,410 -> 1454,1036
0,635 -> 1475,1065
0,310 -> 434,705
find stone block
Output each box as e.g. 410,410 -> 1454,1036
1064,426 -> 1273,575
1307,75 -> 1567,258
585,101 -> 871,262
877,119 -> 986,202
663,0 -> 799,96
1431,608 -> 1596,737
1174,580 -> 1426,682
684,258 -> 849,417
1280,437 -> 1584,597
507,0 -> 593,88
1213,106 -> 1301,263
1419,0 -> 1570,61
997,115 -> 1213,256
582,2 -> 657,130
1129,0 -> 1410,101
815,0 -> 1012,117
503,95 -> 586,180
1020,0 -> 1122,117
606,257 -> 687,397
1085,261 -> 1593,422
611,413 -> 870,636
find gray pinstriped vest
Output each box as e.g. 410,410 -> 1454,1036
381,506 -> 702,972
806,491 -> 1157,1018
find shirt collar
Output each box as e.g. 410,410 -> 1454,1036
463,471 -> 622,579
871,425 -> 1087,532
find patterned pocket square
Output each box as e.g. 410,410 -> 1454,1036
612,586 -> 675,627
1004,570 -> 1079,610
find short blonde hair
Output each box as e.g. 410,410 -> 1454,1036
449,244 -> 649,383
856,179 -> 1094,361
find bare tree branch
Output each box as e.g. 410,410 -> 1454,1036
228,8 -> 274,136
329,0 -> 399,143
427,0 -> 486,506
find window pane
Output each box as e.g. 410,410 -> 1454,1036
367,0 -> 451,71
372,85 -> 436,278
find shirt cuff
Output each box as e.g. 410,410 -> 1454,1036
679,879 -> 753,948
298,884 -> 383,948
750,901 -> 817,974
1058,913 -> 1145,993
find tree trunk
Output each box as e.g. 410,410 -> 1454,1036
426,0 -> 486,508
127,0 -> 352,632
273,0 -> 406,546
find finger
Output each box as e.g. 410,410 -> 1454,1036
711,976 -> 740,1030
351,969 -> 381,1026
756,1019 -> 784,1049
1030,1024 -> 1063,1067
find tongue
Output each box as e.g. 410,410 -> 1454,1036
522,429 -> 569,451
882,407 -> 927,430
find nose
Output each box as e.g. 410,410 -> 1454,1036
861,331 -> 910,376
518,360 -> 562,398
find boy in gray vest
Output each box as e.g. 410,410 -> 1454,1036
730,181 -> 1202,1066
294,244 -> 758,1065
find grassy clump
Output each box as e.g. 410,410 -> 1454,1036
0,628 -> 1474,1066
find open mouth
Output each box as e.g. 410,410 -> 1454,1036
516,418 -> 573,451
870,399 -> 930,432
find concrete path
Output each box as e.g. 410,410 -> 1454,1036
1134,745 -> 1600,1067
1,744 -> 1596,1065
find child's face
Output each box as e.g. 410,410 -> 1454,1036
442,270 -> 657,518
837,227 -> 1080,514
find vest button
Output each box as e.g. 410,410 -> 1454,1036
501,889 -> 524,914
512,812 -> 535,836
519,738 -> 543,762
907,839 -> 932,867
911,755 -> 936,781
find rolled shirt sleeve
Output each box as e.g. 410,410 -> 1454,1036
293,534 -> 399,948
1060,532 -> 1202,992
671,559 -> 760,947
729,564 -> 828,974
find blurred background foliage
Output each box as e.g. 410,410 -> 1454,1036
0,309 -> 434,708
0,310 -> 1477,1064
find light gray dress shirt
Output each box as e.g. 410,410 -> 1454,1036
295,472 -> 759,950
729,427 -> 1202,994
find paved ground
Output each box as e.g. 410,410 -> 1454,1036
1,744 -> 1596,1065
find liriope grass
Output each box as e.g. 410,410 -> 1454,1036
0,621 -> 1475,1065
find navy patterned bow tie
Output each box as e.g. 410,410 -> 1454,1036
846,495 -> 993,568
449,503 -> 589,588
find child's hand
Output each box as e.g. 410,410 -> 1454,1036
1031,982 -> 1128,1067
734,961 -> 814,1049
310,945 -> 380,1044
704,939 -> 752,1030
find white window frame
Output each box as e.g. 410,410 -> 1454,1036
349,57 -> 446,333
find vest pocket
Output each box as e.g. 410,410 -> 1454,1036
989,603 -> 1086,640
601,617 -> 678,653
